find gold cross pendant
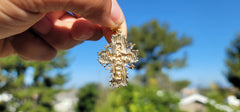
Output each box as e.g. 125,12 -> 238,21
98,28 -> 138,88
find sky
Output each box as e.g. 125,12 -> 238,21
64,0 -> 240,88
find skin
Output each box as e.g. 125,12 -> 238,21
0,0 -> 127,61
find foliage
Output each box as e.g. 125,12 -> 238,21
205,90 -> 226,104
199,83 -> 228,104
0,51 -> 69,112
76,83 -> 100,112
226,34 -> 240,89
95,84 -> 184,112
173,80 -> 190,91
199,83 -> 240,112
128,20 -> 191,89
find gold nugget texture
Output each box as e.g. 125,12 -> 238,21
98,30 -> 138,88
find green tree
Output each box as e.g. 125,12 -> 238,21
128,20 -> 191,89
0,51 -> 69,112
76,83 -> 100,112
226,34 -> 240,89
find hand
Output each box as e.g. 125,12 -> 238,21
0,0 -> 126,61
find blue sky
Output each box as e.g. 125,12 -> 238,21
64,0 -> 240,88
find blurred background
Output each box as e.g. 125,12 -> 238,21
1,0 -> 240,112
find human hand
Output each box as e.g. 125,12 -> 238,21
0,0 -> 126,61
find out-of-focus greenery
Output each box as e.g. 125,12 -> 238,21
199,82 -> 240,111
128,20 -> 192,89
226,34 -> 240,90
0,51 -> 68,112
200,83 -> 228,104
94,84 -> 184,112
173,80 -> 191,91
225,34 -> 240,111
76,83 -> 100,112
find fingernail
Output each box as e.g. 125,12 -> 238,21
111,0 -> 124,27
32,17 -> 51,35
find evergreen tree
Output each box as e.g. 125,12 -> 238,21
0,51 -> 68,112
226,34 -> 240,89
128,20 -> 191,89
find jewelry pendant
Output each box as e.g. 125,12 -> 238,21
98,29 -> 138,88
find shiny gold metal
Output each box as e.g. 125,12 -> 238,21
98,29 -> 138,88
